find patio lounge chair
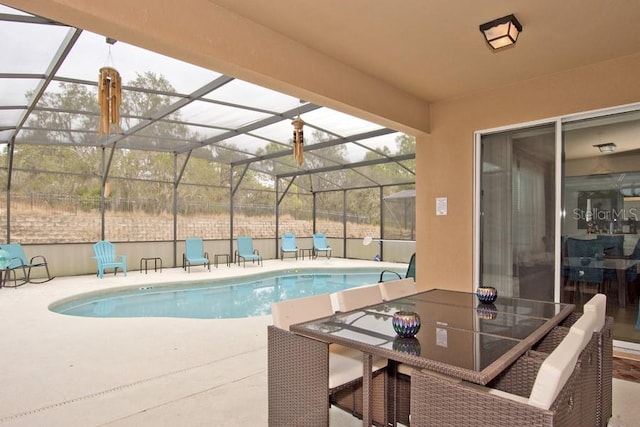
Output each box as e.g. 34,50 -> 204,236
93,240 -> 127,278
236,236 -> 262,267
379,252 -> 415,282
312,233 -> 332,259
0,243 -> 54,288
280,232 -> 298,260
182,237 -> 210,272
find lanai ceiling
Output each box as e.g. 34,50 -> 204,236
207,0 -> 640,103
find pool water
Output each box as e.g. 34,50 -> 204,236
50,269 -> 402,319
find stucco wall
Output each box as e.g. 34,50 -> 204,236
417,53 -> 640,292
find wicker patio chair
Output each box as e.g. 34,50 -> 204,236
333,284 -> 383,312
378,277 -> 417,301
559,293 -> 613,427
410,323 -> 599,427
268,293 -> 387,425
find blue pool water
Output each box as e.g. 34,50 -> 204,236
50,268 -> 402,319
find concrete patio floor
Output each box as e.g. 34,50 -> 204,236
0,258 -> 638,426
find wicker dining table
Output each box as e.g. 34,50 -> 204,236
284,289 -> 575,426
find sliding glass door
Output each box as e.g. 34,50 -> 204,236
562,109 -> 640,348
477,105 -> 640,349
477,123 -> 556,301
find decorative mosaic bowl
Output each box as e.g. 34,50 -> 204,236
392,336 -> 421,356
392,311 -> 421,338
476,286 -> 498,304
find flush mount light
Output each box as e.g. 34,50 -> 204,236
479,14 -> 522,50
593,143 -> 617,153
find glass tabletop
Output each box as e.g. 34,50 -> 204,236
409,289 -> 568,319
291,289 -> 574,383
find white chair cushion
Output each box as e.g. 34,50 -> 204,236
379,278 -> 417,301
330,292 -> 340,313
271,293 -> 334,330
583,293 -> 606,332
271,292 -> 387,390
335,284 -> 383,312
528,332 -> 583,409
569,310 -> 597,352
397,363 -> 414,376
328,344 -> 387,389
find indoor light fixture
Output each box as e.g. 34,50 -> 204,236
593,142 -> 616,153
479,14 -> 522,50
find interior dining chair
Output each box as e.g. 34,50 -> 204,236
565,237 -> 606,300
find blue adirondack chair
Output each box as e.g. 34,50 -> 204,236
236,236 -> 262,267
183,238 -> 210,272
280,232 -> 298,260
0,243 -> 54,288
93,241 -> 127,278
312,233 -> 332,259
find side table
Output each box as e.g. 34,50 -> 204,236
300,248 -> 313,260
140,257 -> 162,274
214,253 -> 230,268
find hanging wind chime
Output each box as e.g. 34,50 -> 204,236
292,115 -> 305,166
98,38 -> 121,135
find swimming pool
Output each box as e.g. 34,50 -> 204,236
50,268 -> 403,319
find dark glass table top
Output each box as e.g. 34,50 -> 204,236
291,289 -> 574,384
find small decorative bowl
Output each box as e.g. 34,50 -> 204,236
392,336 -> 421,356
392,311 -> 421,338
476,286 -> 498,304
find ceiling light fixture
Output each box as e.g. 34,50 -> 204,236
593,142 -> 616,153
479,14 -> 522,50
